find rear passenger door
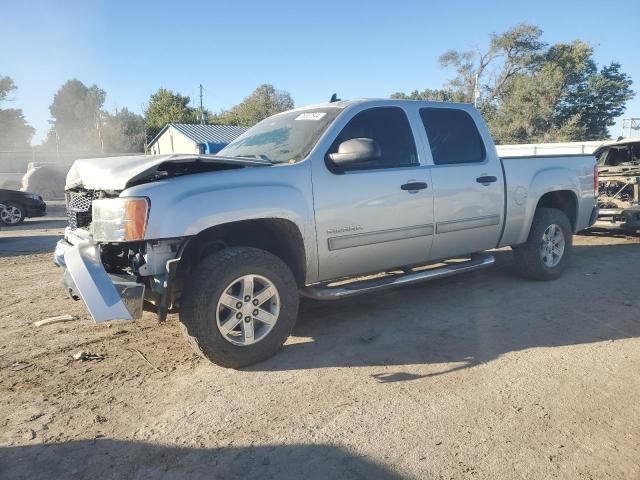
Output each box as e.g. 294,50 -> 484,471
420,107 -> 504,260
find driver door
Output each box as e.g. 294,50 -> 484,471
311,106 -> 434,281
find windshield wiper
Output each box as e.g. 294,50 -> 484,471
236,154 -> 274,163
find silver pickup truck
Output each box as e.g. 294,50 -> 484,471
54,99 -> 598,367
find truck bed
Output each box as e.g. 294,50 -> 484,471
499,154 -> 597,247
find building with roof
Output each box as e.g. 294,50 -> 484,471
146,123 -> 247,155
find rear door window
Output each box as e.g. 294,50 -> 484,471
419,108 -> 485,165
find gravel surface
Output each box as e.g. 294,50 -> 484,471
1,211 -> 639,479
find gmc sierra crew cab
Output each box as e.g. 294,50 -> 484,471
54,99 -> 598,367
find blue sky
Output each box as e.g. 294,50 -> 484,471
3,0 -> 639,143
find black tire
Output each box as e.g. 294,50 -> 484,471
0,202 -> 26,225
512,208 -> 573,281
180,247 -> 299,368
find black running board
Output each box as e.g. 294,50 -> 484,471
300,253 -> 495,300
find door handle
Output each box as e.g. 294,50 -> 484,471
401,182 -> 428,191
476,176 -> 497,184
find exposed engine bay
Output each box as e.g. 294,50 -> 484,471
595,139 -> 640,230
598,171 -> 640,209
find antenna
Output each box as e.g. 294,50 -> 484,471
330,93 -> 341,103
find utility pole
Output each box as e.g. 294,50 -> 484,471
199,83 -> 205,125
473,72 -> 480,108
96,111 -> 104,153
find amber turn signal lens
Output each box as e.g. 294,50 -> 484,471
124,198 -> 149,241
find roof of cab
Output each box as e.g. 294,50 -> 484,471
288,98 -> 475,112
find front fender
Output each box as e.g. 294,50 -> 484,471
121,163 -> 318,282
148,184 -> 310,239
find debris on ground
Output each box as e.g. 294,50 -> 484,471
134,348 -> 164,373
72,351 -> 105,362
28,413 -> 45,422
10,361 -> 33,371
33,314 -> 77,327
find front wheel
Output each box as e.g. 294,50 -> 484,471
0,203 -> 25,225
512,208 -> 573,281
180,247 -> 299,368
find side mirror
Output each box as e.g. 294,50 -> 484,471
328,138 -> 381,166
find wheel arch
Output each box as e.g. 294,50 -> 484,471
513,189 -> 578,244
535,190 -> 578,230
178,218 -> 308,287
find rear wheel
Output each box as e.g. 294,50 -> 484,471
180,247 -> 299,368
0,203 -> 25,225
513,208 -> 572,281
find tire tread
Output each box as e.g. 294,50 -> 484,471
513,208 -> 572,281
180,247 -> 299,368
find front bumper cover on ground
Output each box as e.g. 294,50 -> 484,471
54,239 -> 144,322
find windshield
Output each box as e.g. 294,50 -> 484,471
218,108 -> 341,164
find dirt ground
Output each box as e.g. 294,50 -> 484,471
1,204 -> 639,479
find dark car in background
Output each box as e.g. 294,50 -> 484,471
0,189 -> 47,225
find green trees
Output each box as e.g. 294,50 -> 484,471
103,108 -> 146,153
142,84 -> 294,140
391,88 -> 466,103
37,82 -> 294,152
210,84 -> 294,127
46,79 -> 106,151
144,88 -> 197,141
2,78 -> 295,152
393,23 -> 634,143
42,79 -> 146,153
0,75 -> 35,150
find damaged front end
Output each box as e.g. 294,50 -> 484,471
55,154 -> 270,323
54,186 -> 185,323
594,166 -> 640,230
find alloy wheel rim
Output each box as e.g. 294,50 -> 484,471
215,274 -> 280,346
540,223 -> 565,268
1,206 -> 23,224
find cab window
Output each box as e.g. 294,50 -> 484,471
420,108 -> 485,165
328,107 -> 418,171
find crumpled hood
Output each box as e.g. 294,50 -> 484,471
65,154 -> 270,191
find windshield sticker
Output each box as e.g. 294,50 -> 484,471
295,112 -> 326,121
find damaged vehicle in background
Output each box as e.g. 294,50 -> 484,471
54,99 -> 598,368
592,138 -> 640,232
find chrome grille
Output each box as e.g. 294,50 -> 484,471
66,190 -> 94,230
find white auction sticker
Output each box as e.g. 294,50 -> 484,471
295,112 -> 326,121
